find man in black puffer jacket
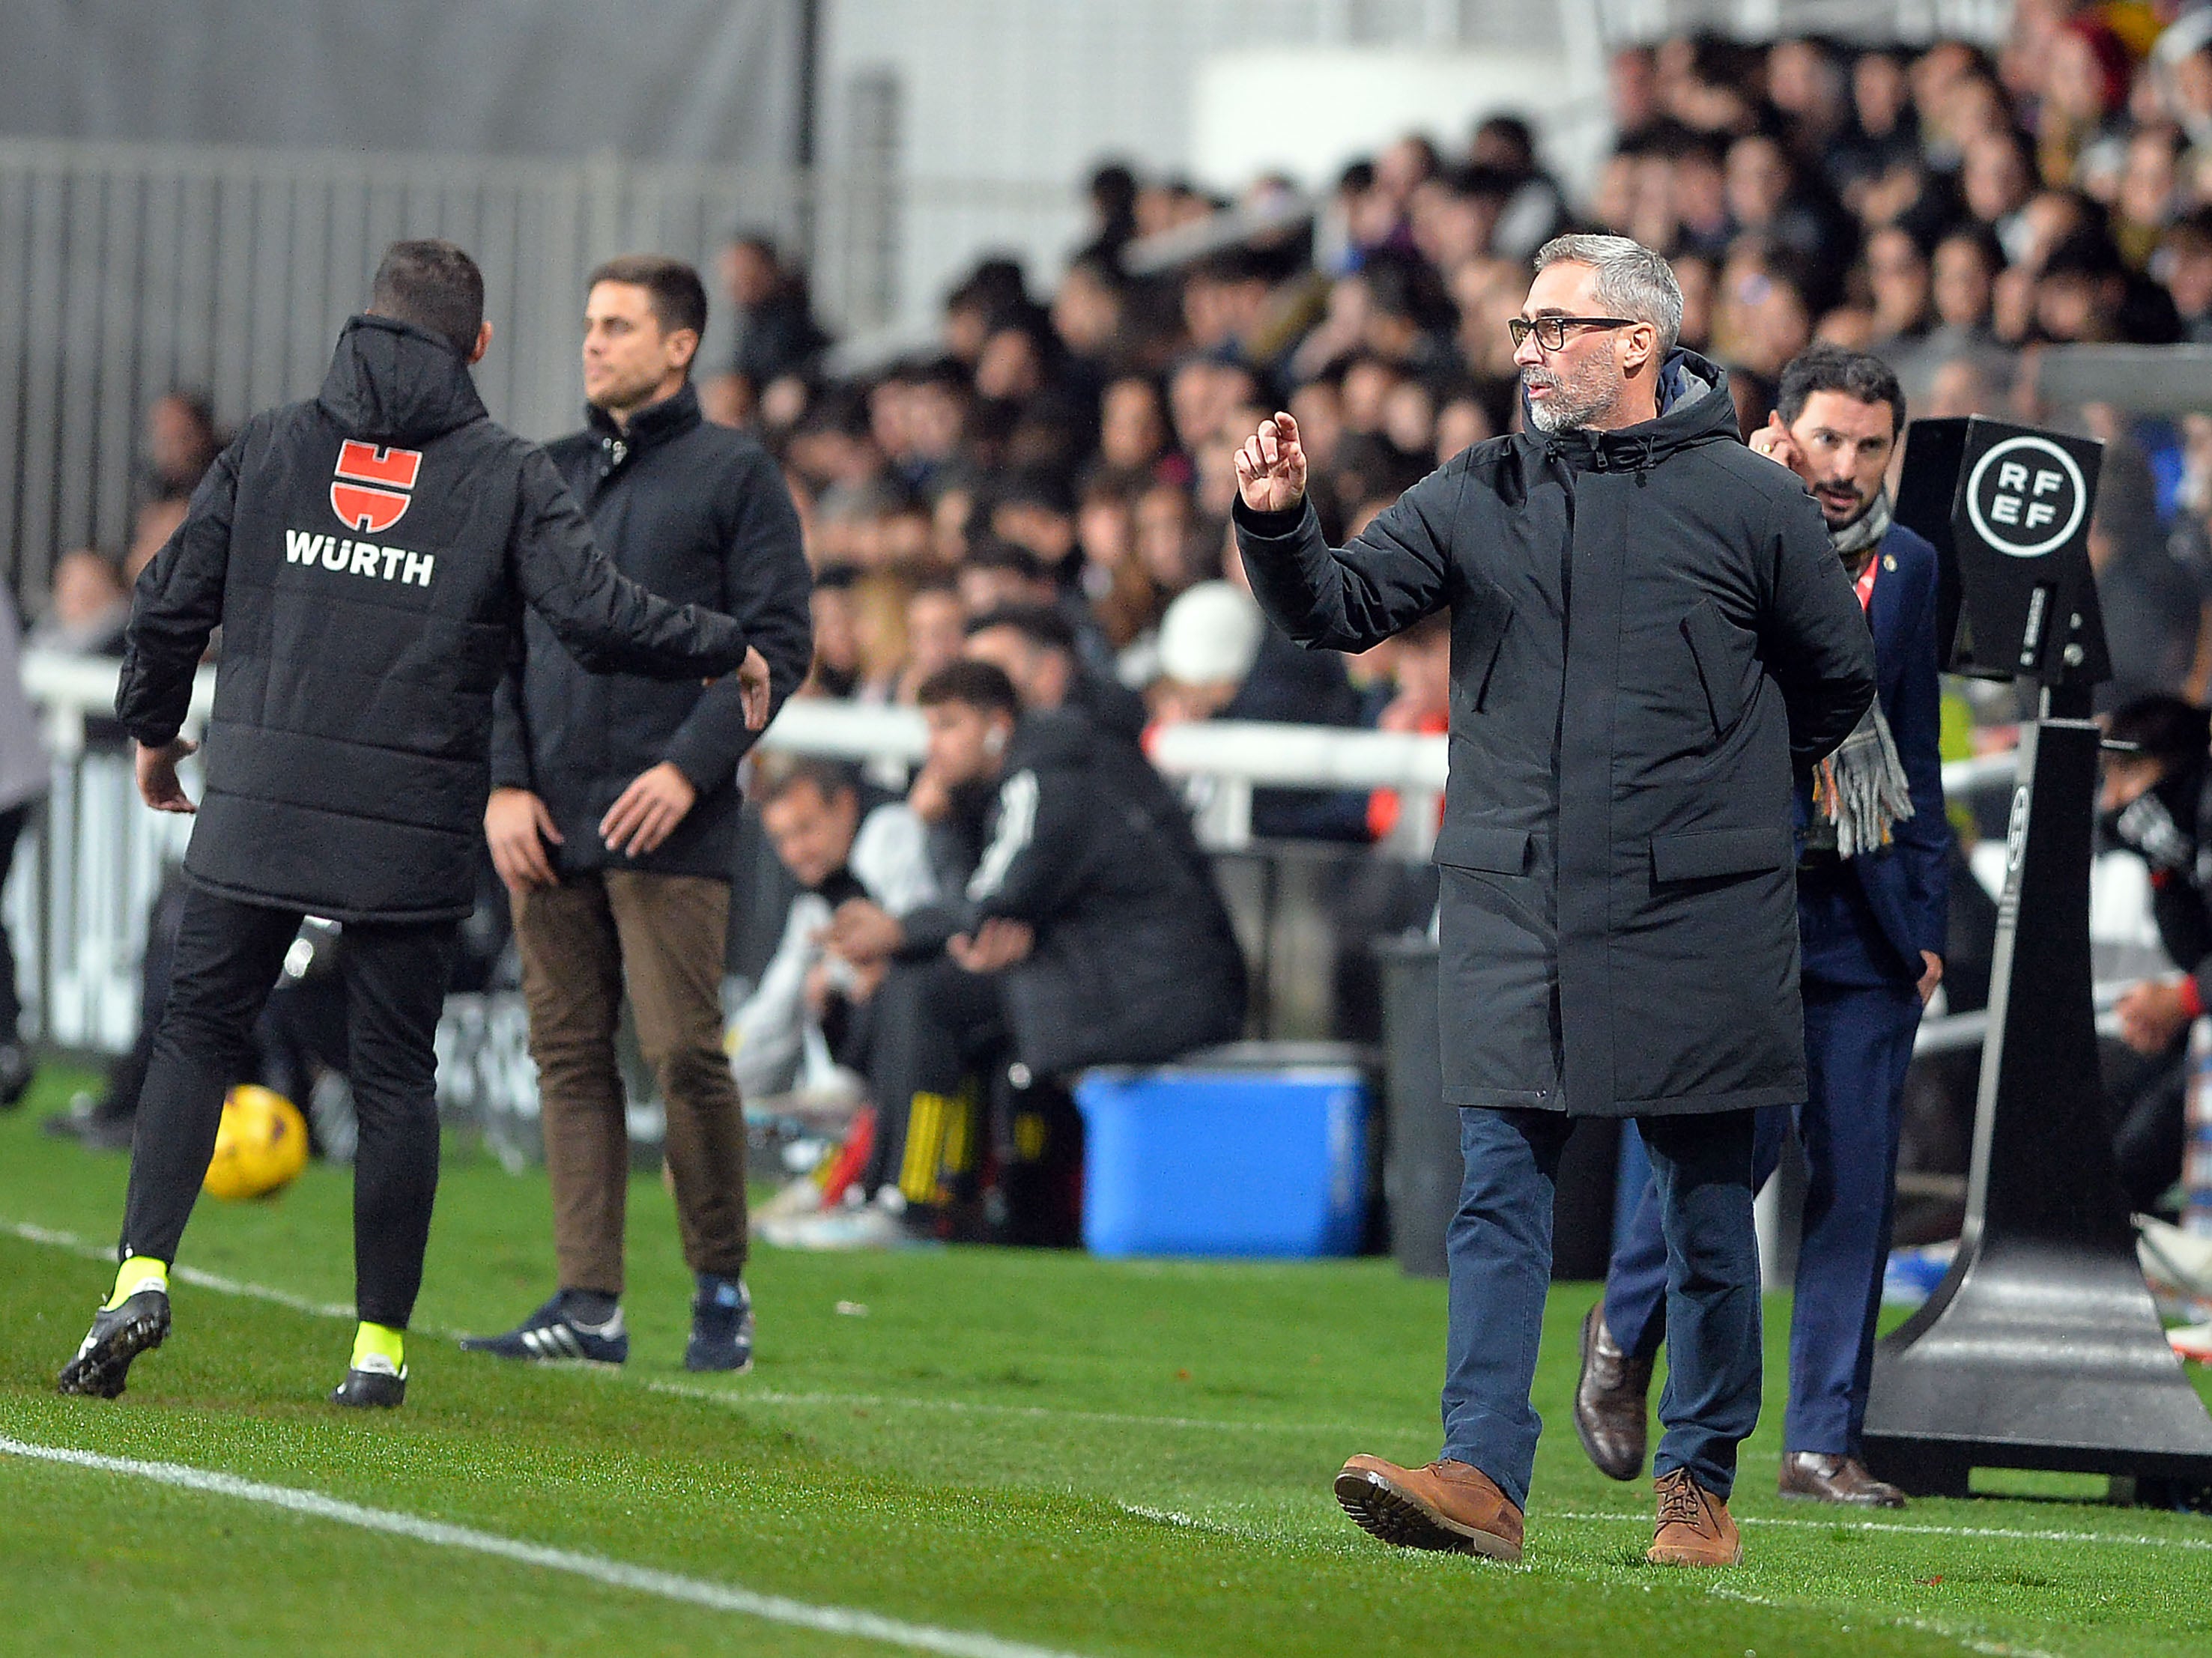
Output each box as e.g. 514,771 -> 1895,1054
470,256 -> 811,1376
58,240 -> 765,1412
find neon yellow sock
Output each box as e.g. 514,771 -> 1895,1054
105,1256 -> 169,1309
349,1322 -> 405,1375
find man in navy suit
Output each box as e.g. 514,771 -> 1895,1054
1575,344 -> 1950,1507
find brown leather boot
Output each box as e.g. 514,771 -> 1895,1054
1780,1451 -> 1907,1508
1333,1454 -> 1525,1563
1646,1468 -> 1742,1567
1573,1304 -> 1652,1481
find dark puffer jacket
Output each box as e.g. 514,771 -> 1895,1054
1235,351 -> 1874,1117
117,315 -> 752,925
900,709 -> 1249,1076
488,382 -> 813,881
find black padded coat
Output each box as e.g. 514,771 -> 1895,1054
1234,352 -> 1875,1117
117,315 -> 752,925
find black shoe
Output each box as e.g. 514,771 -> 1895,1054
458,1292 -> 628,1364
44,1093 -> 135,1150
685,1276 -> 754,1373
0,1042 -> 32,1108
330,1363 -> 407,1409
57,1288 -> 170,1398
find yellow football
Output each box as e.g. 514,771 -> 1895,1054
201,1084 -> 311,1201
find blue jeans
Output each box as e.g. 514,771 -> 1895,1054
1443,1105 -> 1761,1507
1605,977 -> 1920,1455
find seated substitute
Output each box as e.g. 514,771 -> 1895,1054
729,758 -> 938,1103
2098,694 -> 2212,1212
822,661 -> 1246,1229
57,238 -> 764,1409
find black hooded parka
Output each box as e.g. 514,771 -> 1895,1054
1234,351 -> 1875,1117
116,315 -> 753,925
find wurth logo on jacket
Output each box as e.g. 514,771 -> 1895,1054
283,529 -> 435,586
330,440 -> 422,532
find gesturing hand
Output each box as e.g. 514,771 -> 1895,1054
135,736 -> 198,814
1234,411 -> 1309,514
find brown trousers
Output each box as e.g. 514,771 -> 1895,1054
514,870 -> 747,1295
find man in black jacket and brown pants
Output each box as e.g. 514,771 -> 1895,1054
57,240 -> 766,1410
1233,235 -> 1873,1567
465,256 -> 811,1373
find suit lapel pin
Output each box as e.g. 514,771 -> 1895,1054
1883,554 -> 1896,571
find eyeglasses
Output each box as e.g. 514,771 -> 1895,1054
1507,315 -> 1641,350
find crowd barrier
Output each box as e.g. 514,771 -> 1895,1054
1,650 -> 2146,1093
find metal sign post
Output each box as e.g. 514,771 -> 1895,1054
1864,417 -> 2212,1504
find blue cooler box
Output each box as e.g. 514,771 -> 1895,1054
1074,1062 -> 1369,1257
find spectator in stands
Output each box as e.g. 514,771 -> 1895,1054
470,254 -> 812,1376
0,588 -> 46,1108
2099,694 -> 2212,1214
964,603 -> 1148,744
718,231 -> 828,391
894,579 -> 968,705
2161,207 -> 2212,339
33,549 -> 130,656
141,392 -> 222,500
820,661 -> 1245,1237
729,759 -> 936,1105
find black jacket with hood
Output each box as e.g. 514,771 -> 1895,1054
488,382 -> 813,881
899,708 -> 1248,1076
117,315 -> 754,926
1234,350 -> 1875,1118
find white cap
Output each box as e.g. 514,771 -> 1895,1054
1157,580 -> 1265,687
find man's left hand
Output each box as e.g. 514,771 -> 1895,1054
948,917 -> 1034,974
2118,977 -> 2196,1055
599,762 -> 697,856
1917,951 -> 1943,1006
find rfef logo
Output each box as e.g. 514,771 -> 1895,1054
330,440 -> 422,535
1965,434 -> 2087,559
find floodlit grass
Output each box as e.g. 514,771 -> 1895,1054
2,1067 -> 2210,1657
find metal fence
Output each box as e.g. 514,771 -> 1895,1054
0,135 -> 1069,612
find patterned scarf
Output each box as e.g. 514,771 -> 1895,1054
1808,489 -> 1915,858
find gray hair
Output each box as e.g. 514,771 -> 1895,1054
1533,234 -> 1682,354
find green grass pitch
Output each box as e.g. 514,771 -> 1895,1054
2,1068 -> 2209,1657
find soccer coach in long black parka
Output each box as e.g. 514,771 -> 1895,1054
1233,235 -> 1873,1568
57,240 -> 768,1411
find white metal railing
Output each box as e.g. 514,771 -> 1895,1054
1,648 -> 2060,1061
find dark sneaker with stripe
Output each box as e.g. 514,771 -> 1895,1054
458,1292 -> 628,1364
685,1275 -> 754,1373
57,1288 -> 171,1398
330,1359 -> 407,1409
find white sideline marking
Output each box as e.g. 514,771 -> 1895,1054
640,1375 -> 1374,1438
4,1219 -> 1377,1439
5,1221 -> 356,1322
8,1218 -> 2208,1565
0,1433 -> 1085,1658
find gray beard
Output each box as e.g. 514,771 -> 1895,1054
1523,369 -> 1625,434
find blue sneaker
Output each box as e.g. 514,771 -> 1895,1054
458,1292 -> 628,1364
685,1275 -> 754,1373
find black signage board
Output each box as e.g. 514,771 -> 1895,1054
1891,416 -> 2108,689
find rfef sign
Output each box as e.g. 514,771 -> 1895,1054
1891,416 -> 2107,689
1966,435 -> 2089,559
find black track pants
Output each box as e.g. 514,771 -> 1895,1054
119,884 -> 459,1328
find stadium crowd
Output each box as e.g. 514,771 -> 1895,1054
19,6 -> 2212,1245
